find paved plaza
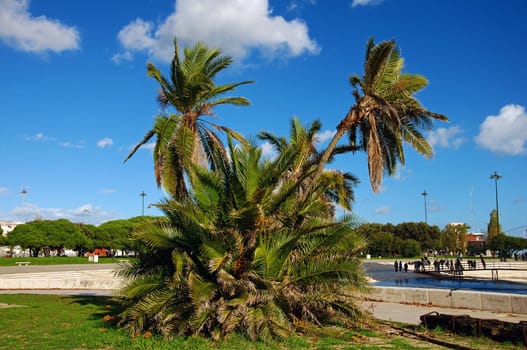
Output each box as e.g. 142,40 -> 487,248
359,260 -> 527,324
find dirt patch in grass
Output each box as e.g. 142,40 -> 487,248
0,302 -> 26,308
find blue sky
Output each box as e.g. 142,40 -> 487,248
1,0 -> 526,237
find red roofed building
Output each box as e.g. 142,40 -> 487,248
466,232 -> 487,255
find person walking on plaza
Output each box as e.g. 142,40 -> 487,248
399,260 -> 402,272
394,260 -> 398,272
480,255 -> 486,269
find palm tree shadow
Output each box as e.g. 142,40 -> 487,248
69,295 -> 124,326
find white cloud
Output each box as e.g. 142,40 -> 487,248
315,129 -> 335,144
111,50 -> 133,64
259,141 -> 277,159
117,18 -> 156,52
427,126 -> 466,150
23,132 -> 92,150
377,185 -> 388,193
287,0 -> 317,12
115,0 -> 319,63
58,141 -> 85,149
0,0 -> 80,54
374,206 -> 391,214
288,1 -> 300,11
24,132 -> 54,142
23,133 -> 91,149
102,188 -> 116,194
126,142 -> 156,155
71,204 -> 92,216
428,199 -> 445,213
0,187 -> 8,195
10,203 -> 118,225
391,166 -> 411,181
97,137 -> 114,148
351,0 -> 384,7
141,142 -> 156,152
474,104 -> 527,155
11,202 -> 37,219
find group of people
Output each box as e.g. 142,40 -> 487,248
413,256 -> 431,272
426,257 -> 466,274
396,255 -> 488,274
513,252 -> 527,261
393,260 -> 408,272
432,258 -> 460,272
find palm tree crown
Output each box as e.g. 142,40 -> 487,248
315,38 -> 448,192
123,38 -> 254,199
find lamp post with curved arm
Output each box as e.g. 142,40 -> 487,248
490,171 -> 502,234
421,190 -> 428,224
140,191 -> 147,216
20,188 -> 28,206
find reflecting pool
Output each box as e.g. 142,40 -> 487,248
374,276 -> 527,295
363,260 -> 527,295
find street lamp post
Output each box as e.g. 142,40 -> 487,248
421,190 -> 428,224
140,191 -> 147,216
20,188 -> 28,206
20,188 -> 29,223
490,171 -> 502,234
82,208 -> 90,224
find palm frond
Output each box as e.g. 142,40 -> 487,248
400,120 -> 434,159
122,129 -> 155,163
363,40 -> 395,92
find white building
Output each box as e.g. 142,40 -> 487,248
0,220 -> 23,237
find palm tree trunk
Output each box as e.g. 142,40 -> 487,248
232,232 -> 257,278
311,106 -> 358,187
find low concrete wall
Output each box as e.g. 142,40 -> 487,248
0,269 -> 124,290
360,286 -> 527,315
0,277 -> 123,290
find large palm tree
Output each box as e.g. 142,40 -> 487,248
313,38 -> 448,192
123,38 -> 253,198
117,135 -> 369,341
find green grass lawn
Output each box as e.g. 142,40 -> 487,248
0,294 -> 436,350
0,294 -> 522,350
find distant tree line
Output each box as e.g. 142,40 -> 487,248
0,216 -> 167,257
483,209 -> 527,260
2,217 -> 524,260
355,221 -> 527,258
487,234 -> 527,260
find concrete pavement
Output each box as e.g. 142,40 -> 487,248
358,260 -> 527,324
358,300 -> 527,325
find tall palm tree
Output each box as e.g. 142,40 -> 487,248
313,38 -> 448,192
123,38 -> 253,199
117,137 -> 369,341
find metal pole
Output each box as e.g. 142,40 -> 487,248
490,171 -> 502,234
421,190 -> 428,224
20,188 -> 27,206
140,191 -> 147,216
